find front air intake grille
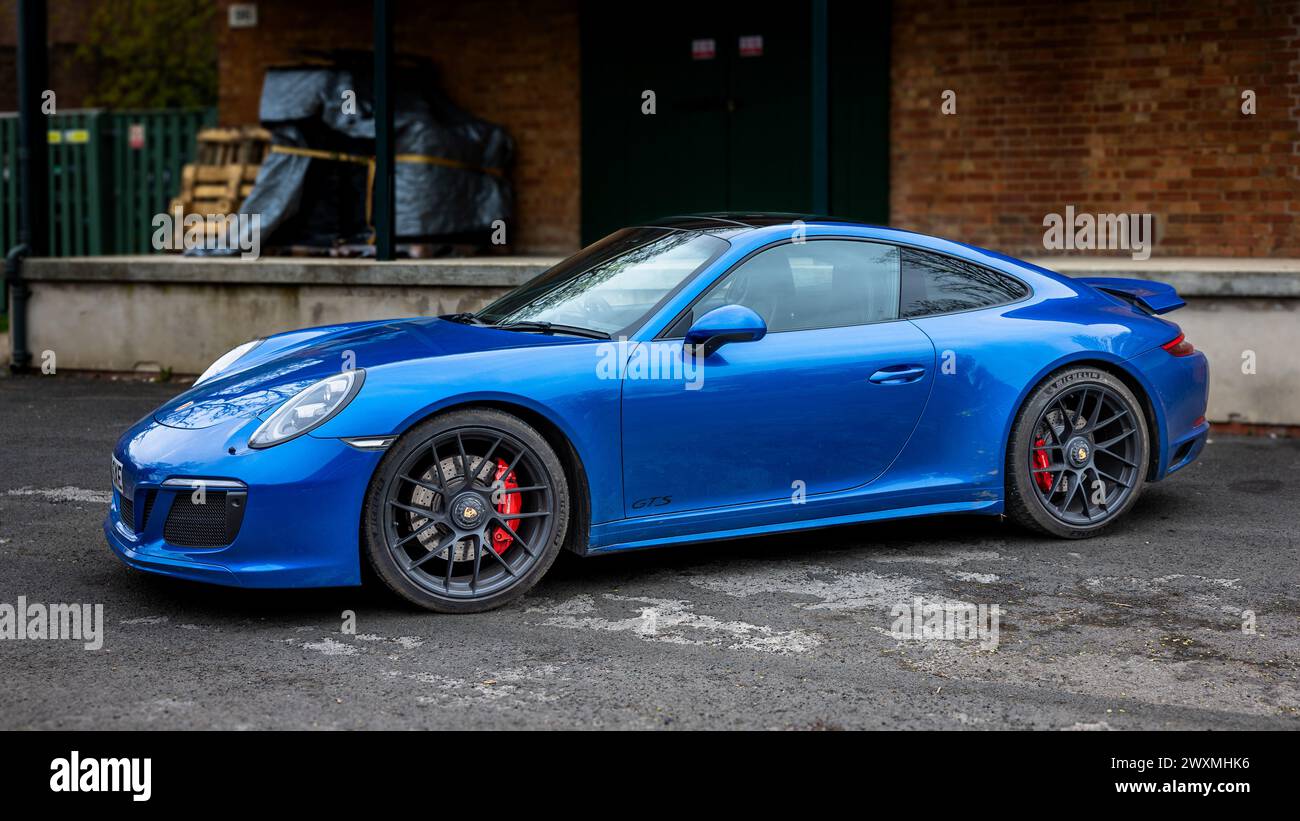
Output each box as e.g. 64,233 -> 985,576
119,492 -> 135,532
140,490 -> 157,529
163,490 -> 247,548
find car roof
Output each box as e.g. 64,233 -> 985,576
642,212 -> 855,231
637,212 -> 1080,293
640,212 -> 1004,260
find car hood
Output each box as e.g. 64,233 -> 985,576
153,317 -> 578,429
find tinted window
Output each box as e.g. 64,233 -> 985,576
668,240 -> 900,335
900,249 -> 1028,318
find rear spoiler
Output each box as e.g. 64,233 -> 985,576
1076,277 -> 1186,314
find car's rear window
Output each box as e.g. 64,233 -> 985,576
900,248 -> 1029,318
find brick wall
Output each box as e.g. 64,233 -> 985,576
890,0 -> 1300,258
6,1 -> 1296,259
214,0 -> 581,254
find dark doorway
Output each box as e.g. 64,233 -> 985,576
580,0 -> 890,244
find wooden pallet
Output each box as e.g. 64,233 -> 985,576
166,126 -> 271,248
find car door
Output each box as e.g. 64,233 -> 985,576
620,239 -> 935,517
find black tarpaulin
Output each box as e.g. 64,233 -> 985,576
236,55 -> 514,252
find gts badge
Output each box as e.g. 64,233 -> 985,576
632,496 -> 672,510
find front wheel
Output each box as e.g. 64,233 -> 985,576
1006,366 -> 1149,538
362,409 -> 570,613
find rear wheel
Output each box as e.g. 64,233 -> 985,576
1006,366 -> 1148,538
362,409 -> 569,613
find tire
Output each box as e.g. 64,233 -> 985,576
1005,366 -> 1149,538
362,409 -> 570,613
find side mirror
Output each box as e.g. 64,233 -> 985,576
684,305 -> 768,357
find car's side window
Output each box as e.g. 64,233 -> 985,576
900,248 -> 1029,318
667,240 -> 901,336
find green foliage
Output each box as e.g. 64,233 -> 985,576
76,0 -> 217,109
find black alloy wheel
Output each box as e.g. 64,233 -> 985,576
1006,366 -> 1149,538
363,409 -> 570,613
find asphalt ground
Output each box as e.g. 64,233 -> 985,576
1,374 -> 1297,729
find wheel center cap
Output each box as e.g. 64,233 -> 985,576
451,493 -> 487,529
1066,436 -> 1091,467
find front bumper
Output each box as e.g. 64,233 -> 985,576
104,414 -> 384,588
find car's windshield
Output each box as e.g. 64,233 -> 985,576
475,227 -> 729,335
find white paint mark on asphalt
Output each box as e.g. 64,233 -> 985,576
387,664 -> 565,707
868,549 -> 1016,567
1085,574 -> 1243,592
120,616 -> 169,625
6,486 -> 111,504
949,571 -> 1000,583
530,593 -> 596,615
1197,576 -> 1242,589
303,637 -> 358,656
911,638 -> 1300,718
355,633 -> 425,649
528,594 -> 820,654
492,664 -> 562,682
1062,721 -> 1113,731
688,562 -> 917,611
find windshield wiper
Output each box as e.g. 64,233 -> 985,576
442,312 -> 487,326
494,321 -> 610,339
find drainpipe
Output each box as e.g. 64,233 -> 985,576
4,245 -> 31,370
8,0 -> 49,371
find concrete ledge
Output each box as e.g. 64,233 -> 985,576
9,254 -> 1300,425
1025,256 -> 1300,298
32,255 -> 1300,296
17,256 -> 565,375
24,255 -> 562,288
23,280 -> 521,375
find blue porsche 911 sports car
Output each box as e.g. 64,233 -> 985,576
106,214 -> 1209,612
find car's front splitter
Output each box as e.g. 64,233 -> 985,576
105,416 -> 385,589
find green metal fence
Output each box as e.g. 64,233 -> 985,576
1,107 -> 216,311
47,110 -> 106,256
108,108 -> 216,254
1,107 -> 217,255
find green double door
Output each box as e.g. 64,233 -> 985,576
580,0 -> 889,244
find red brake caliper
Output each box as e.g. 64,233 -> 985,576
1032,437 -> 1053,492
491,459 -> 521,554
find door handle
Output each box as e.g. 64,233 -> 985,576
869,365 -> 926,385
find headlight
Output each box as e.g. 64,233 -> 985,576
249,369 -> 365,449
195,339 -> 263,385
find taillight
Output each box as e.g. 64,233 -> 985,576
1161,333 -> 1195,357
